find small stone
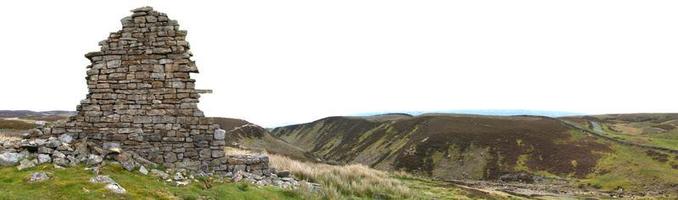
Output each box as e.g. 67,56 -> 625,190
37,154 -> 52,164
53,158 -> 68,167
38,147 -> 53,154
214,129 -> 226,140
85,154 -> 103,166
17,159 -> 37,170
132,6 -> 153,12
139,165 -> 149,175
28,172 -> 50,183
59,134 -> 73,144
29,129 -> 43,137
105,184 -> 127,194
146,15 -> 157,23
164,152 -> 177,163
150,169 -> 170,179
90,175 -> 126,194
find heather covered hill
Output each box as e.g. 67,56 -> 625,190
271,115 -> 610,179
271,114 -> 678,195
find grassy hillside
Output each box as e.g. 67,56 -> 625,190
211,117 -> 313,162
271,114 -> 678,195
272,115 -> 609,180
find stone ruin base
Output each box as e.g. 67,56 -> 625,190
1,128 -> 311,190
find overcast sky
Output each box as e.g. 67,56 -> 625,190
1,1 -> 677,127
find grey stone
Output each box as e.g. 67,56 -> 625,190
150,169 -> 170,179
28,172 -> 50,183
164,152 -> 177,163
214,129 -> 226,140
0,152 -> 24,166
90,175 -> 126,194
58,134 -> 73,144
86,154 -> 103,166
17,159 -> 37,170
37,154 -> 52,164
139,165 -> 149,175
53,158 -> 68,167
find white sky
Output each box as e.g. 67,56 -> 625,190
1,1 -> 677,127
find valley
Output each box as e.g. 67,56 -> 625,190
2,111 -> 677,199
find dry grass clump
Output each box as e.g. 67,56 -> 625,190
268,154 -> 413,199
0,119 -> 35,130
0,134 -> 20,142
224,147 -> 414,199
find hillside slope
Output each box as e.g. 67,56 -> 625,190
210,117 -> 313,162
271,115 -> 610,180
270,114 -> 678,195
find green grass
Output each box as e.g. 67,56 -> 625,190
0,165 -> 300,200
583,144 -> 678,193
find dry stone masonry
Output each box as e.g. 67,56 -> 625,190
47,6 -> 225,172
0,6 -> 314,190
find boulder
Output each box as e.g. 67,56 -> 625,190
0,152 -> 24,166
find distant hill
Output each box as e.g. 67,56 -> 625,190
209,117 -> 313,162
0,110 -> 75,118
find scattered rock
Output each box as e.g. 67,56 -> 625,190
37,154 -> 52,164
139,165 -> 149,175
90,175 -> 127,194
105,184 -> 127,194
28,172 -> 50,183
85,154 -> 103,166
0,152 -> 24,166
58,134 -> 73,144
53,158 -> 69,167
499,172 -> 536,183
17,159 -> 37,170
150,169 -> 170,180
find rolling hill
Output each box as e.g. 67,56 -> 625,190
270,114 -> 678,195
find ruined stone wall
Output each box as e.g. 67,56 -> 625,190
50,7 -> 225,171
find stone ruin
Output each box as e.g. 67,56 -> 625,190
0,6 -> 315,190
34,6 -> 234,173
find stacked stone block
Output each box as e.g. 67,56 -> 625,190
51,7 -> 225,171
